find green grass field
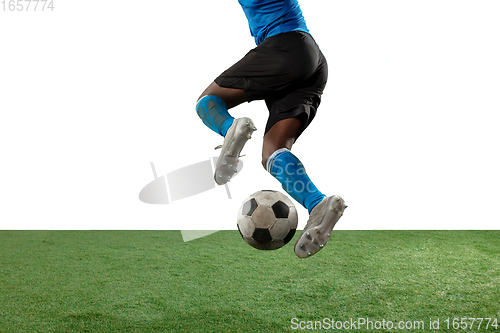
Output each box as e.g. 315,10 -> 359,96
1,231 -> 499,332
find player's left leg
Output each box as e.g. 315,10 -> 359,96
196,81 -> 247,137
198,81 -> 247,110
262,117 -> 347,258
196,82 -> 256,185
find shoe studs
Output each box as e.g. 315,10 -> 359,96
305,232 -> 311,240
315,227 -> 320,234
319,244 -> 324,248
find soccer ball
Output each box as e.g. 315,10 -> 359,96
237,190 -> 298,250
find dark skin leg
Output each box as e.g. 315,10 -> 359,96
198,81 -> 304,167
261,117 -> 303,169
198,81 -> 246,109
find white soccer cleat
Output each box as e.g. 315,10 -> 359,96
214,117 -> 257,185
294,195 -> 347,258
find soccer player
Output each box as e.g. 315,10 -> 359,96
195,0 -> 347,258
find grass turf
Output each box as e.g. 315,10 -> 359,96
0,231 -> 499,332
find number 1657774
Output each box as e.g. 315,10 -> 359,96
2,0 -> 54,11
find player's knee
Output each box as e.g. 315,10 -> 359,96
197,94 -> 206,104
197,81 -> 217,103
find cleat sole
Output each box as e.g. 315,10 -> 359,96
294,195 -> 347,258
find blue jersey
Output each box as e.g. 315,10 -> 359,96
238,0 -> 309,45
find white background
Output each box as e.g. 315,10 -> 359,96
1,0 -> 499,230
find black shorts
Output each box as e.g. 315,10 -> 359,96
215,31 -> 328,137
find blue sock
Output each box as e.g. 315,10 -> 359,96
267,148 -> 326,213
196,95 -> 234,137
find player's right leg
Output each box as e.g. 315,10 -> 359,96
196,82 -> 256,185
258,35 -> 348,258
262,119 -> 347,259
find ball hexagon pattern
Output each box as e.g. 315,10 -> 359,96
237,190 -> 298,250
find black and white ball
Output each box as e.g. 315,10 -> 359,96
237,190 -> 298,250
